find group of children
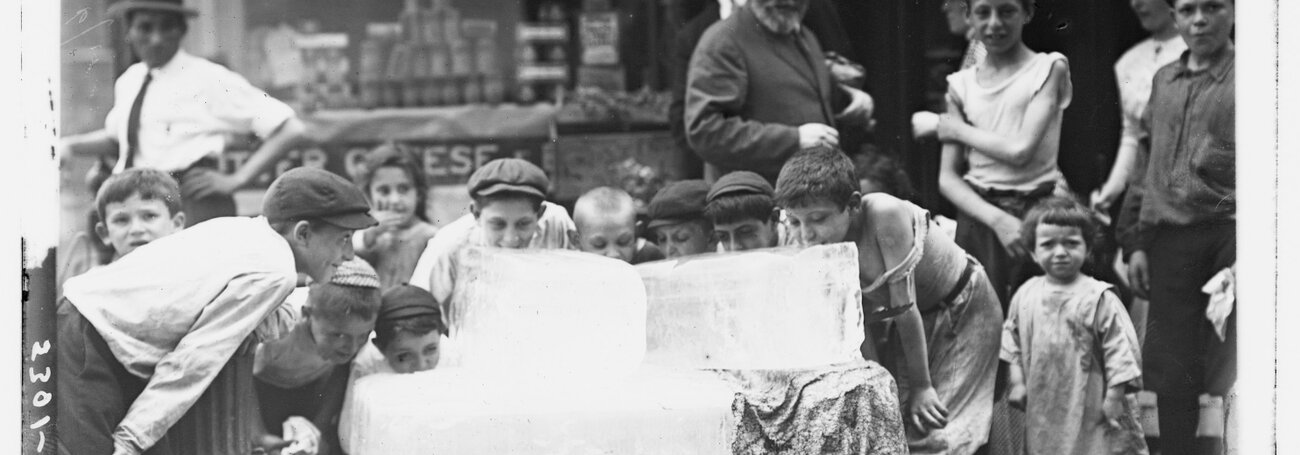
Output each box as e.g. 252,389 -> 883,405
57,0 -> 1176,452
58,145 -> 1145,455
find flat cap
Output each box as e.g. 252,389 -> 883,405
646,179 -> 710,229
467,158 -> 549,199
707,171 -> 774,202
263,167 -> 378,230
379,285 -> 443,322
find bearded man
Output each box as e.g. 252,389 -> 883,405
684,0 -> 875,183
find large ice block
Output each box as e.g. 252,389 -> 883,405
637,243 -> 864,369
341,367 -> 738,455
444,248 -> 648,374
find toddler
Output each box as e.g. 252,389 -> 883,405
1002,197 -> 1146,454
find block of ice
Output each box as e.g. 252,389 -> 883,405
443,247 -> 648,374
341,367 -> 738,455
637,243 -> 864,369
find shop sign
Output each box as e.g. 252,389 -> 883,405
221,138 -> 549,188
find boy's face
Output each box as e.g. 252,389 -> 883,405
295,222 -> 356,283
474,198 -> 541,249
1131,0 -> 1174,33
969,0 -> 1031,54
308,312 -> 377,365
96,193 -> 184,258
714,217 -> 778,253
382,330 -> 443,374
126,10 -> 185,68
1172,0 -> 1233,59
783,200 -> 855,246
1032,223 -> 1087,284
369,166 -> 419,223
653,220 -> 713,259
575,211 -> 638,262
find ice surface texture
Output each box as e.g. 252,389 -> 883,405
443,247 -> 648,374
637,243 -> 865,369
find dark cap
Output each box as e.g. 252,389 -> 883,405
467,158 -> 549,199
263,167 -> 378,229
108,0 -> 199,17
646,179 -> 710,229
379,285 -> 442,322
707,171 -> 774,203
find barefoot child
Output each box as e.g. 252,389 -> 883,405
776,146 -> 1002,455
703,171 -> 782,252
937,0 -> 1073,305
354,143 -> 439,289
254,257 -> 383,455
573,187 -> 665,264
645,179 -> 715,258
58,168 -> 186,291
1002,198 -> 1146,454
58,167 -> 376,454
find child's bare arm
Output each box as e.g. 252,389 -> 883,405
937,59 -> 1070,166
1007,361 -> 1027,410
939,141 -> 1027,259
870,197 -> 948,431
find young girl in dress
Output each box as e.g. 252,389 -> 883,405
937,0 -> 1073,305
1002,198 -> 1146,454
355,143 -> 440,289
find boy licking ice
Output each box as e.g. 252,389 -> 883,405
704,171 -> 783,252
58,167 -> 376,455
645,179 -> 716,258
338,285 -> 446,454
573,186 -> 665,264
254,257 -> 383,455
775,146 -> 1002,455
410,158 -> 577,317
352,284 -> 448,377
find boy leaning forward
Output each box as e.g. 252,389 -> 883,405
57,167 -> 377,455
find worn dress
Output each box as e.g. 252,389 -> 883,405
1001,276 -> 1147,455
862,202 -> 1002,455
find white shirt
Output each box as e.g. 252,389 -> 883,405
947,52 -> 1072,192
105,50 -> 296,173
1114,35 -> 1187,157
63,216 -> 298,452
409,201 -> 578,307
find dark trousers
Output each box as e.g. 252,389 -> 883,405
56,300 -> 176,455
56,300 -> 264,455
255,365 -> 351,455
170,158 -> 236,227
1143,222 -> 1236,455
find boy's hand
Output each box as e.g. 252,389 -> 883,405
908,386 -> 950,432
1007,383 -> 1027,410
1128,251 -> 1150,299
991,213 -> 1028,260
281,416 -> 321,455
1102,390 -> 1126,430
